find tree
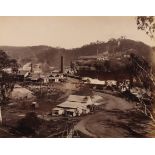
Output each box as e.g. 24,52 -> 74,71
137,16 -> 155,39
16,112 -> 41,136
135,18 -> 155,118
0,50 -> 18,105
107,38 -> 118,53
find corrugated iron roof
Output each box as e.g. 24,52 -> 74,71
57,101 -> 86,109
67,95 -> 91,103
57,95 -> 93,109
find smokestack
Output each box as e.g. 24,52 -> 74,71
30,63 -> 33,73
60,56 -> 64,73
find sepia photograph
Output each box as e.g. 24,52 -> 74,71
0,16 -> 155,138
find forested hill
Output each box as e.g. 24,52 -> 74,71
0,38 -> 154,68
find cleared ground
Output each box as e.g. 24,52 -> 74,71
0,78 -> 83,137
75,92 -> 155,138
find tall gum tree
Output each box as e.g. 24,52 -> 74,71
0,50 -> 18,105
137,16 -> 155,117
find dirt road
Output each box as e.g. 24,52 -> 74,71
74,92 -> 155,138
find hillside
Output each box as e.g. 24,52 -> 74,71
0,38 -> 154,68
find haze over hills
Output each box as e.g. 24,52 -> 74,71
0,38 -> 154,68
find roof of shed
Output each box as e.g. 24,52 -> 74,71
57,101 -> 86,109
67,95 -> 91,103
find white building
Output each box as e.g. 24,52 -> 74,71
88,78 -> 106,85
52,95 -> 93,117
3,68 -> 13,74
33,64 -> 43,74
51,107 -> 64,116
22,62 -> 32,71
49,73 -> 64,83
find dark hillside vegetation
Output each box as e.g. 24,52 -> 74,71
0,38 -> 153,68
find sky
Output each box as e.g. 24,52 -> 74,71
0,16 -> 155,48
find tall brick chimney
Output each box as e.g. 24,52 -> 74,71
30,63 -> 33,73
60,56 -> 64,73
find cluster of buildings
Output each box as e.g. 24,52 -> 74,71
82,77 -> 130,92
2,53 -> 152,118
1,56 -> 70,84
16,57 -> 67,84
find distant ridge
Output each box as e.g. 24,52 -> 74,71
0,38 -> 153,68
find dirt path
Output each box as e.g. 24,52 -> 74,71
74,115 -> 96,137
74,92 -> 154,138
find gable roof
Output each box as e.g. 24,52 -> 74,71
57,101 -> 85,109
67,95 -> 91,103
57,95 -> 93,109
